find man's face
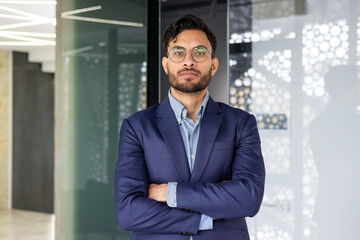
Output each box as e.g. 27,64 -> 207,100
162,29 -> 219,93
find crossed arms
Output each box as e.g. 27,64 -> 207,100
114,115 -> 265,234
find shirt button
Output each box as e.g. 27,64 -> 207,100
177,118 -> 181,123
191,154 -> 195,159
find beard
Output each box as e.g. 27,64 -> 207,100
168,67 -> 211,93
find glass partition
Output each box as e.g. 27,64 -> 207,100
56,1 -> 360,239
56,1 -> 147,239
229,0 -> 360,240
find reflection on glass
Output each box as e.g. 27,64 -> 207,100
309,66 -> 360,240
357,17 -> 360,65
58,1 -> 147,239
302,20 -> 349,97
229,0 -> 360,239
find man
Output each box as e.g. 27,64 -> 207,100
115,14 -> 265,240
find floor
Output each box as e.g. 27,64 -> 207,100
0,208 -> 55,240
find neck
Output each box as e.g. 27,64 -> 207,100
170,87 -> 207,122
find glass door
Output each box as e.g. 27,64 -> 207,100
229,0 -> 360,239
56,1 -> 147,239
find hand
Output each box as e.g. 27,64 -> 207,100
148,183 -> 168,202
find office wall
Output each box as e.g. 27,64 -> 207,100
0,50 -> 10,209
12,52 -> 54,213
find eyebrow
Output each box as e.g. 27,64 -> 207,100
172,45 -> 185,49
172,45 -> 208,50
195,45 -> 207,50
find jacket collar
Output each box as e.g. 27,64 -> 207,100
156,96 -> 223,182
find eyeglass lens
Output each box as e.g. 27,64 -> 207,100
169,47 -> 210,63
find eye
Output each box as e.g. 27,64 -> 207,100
172,50 -> 185,56
195,51 -> 206,55
194,50 -> 206,56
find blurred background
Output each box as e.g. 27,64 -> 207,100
0,0 -> 359,239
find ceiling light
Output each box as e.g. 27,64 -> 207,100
0,42 -> 55,46
0,34 -> 55,44
0,1 -> 56,4
61,5 -> 143,27
0,13 -> 33,21
64,46 -> 93,56
0,30 -> 55,38
0,5 -> 50,20
0,21 -> 51,30
62,15 -> 143,27
61,6 -> 101,17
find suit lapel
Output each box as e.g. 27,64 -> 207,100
191,97 -> 223,182
156,97 -> 191,182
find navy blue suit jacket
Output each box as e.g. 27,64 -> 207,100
115,96 -> 265,240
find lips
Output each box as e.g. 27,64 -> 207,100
179,71 -> 199,78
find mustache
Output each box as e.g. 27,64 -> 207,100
177,68 -> 201,75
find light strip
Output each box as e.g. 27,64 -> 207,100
0,13 -> 34,20
62,15 -> 143,27
0,42 -> 55,46
61,5 -> 142,27
0,5 -> 50,20
0,3 -> 56,46
0,1 -> 56,4
64,46 -> 94,56
61,6 -> 101,17
0,21 -> 51,30
0,34 -> 55,44
0,30 -> 55,38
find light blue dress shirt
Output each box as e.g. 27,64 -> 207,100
167,89 -> 213,238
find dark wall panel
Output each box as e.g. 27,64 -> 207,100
12,51 -> 54,213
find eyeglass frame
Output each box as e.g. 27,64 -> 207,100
166,45 -> 214,63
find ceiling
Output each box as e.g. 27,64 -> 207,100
0,0 -> 56,72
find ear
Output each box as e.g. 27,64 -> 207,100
162,56 -> 169,75
210,57 -> 219,76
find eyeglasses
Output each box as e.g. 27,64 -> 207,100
167,46 -> 213,63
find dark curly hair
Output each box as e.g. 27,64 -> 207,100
162,14 -> 217,55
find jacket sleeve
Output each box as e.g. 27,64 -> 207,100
176,115 -> 266,219
114,119 -> 202,234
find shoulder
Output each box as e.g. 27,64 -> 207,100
120,104 -> 161,137
126,103 -> 160,124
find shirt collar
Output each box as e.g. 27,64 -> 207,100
168,88 -> 209,122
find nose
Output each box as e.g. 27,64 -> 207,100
183,51 -> 196,67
